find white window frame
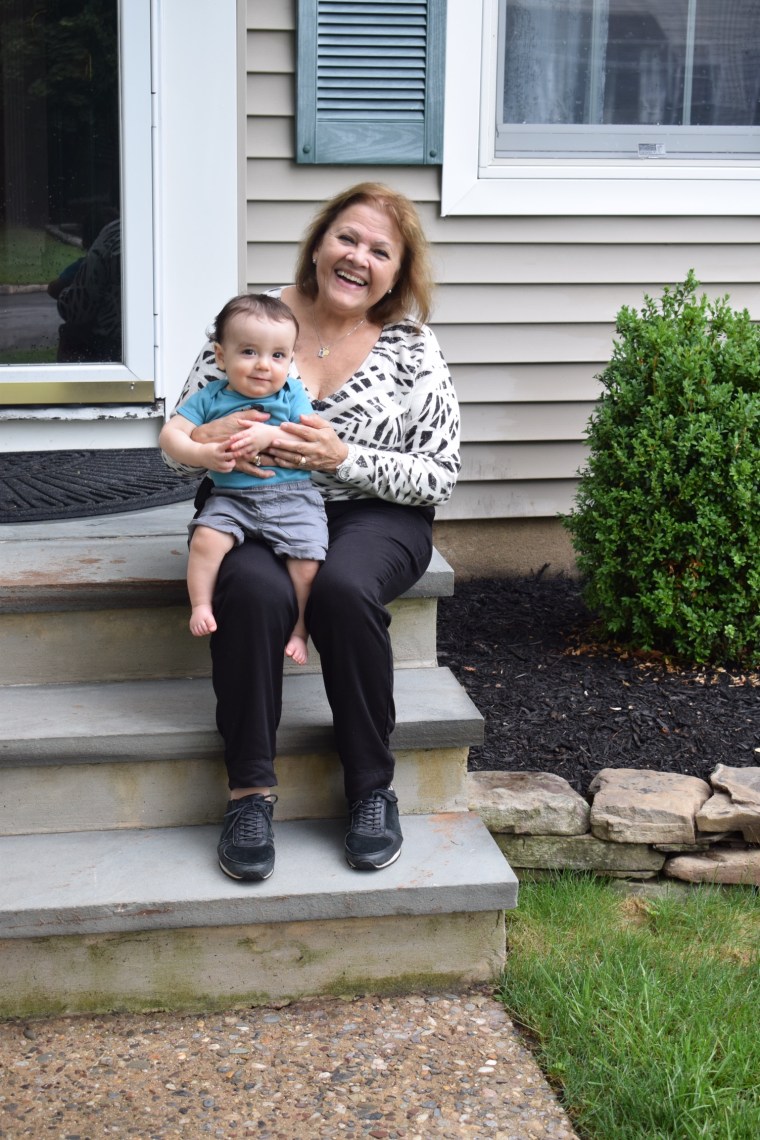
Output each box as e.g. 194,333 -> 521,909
441,0 -> 760,216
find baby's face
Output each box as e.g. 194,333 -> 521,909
214,313 -> 296,400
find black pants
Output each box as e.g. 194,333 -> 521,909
210,497 -> 434,803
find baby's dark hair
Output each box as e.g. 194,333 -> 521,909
211,293 -> 299,345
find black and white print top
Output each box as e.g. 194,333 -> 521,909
166,290 -> 461,507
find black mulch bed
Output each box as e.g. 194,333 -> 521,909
437,575 -> 759,797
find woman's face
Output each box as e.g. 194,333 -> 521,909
312,202 -> 404,319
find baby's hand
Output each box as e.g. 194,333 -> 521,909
201,441 -> 236,474
228,423 -> 277,460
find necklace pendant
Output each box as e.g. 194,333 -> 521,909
317,346 -> 330,359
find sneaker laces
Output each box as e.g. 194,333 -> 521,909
230,796 -> 275,844
350,789 -> 393,834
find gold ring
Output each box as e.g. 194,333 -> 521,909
254,455 -> 262,467
299,455 -> 307,466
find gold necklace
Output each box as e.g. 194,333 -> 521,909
311,308 -> 366,359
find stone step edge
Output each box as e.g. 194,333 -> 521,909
0,813 -> 518,939
0,538 -> 453,612
0,666 -> 484,767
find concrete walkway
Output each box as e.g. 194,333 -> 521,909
0,989 -> 578,1139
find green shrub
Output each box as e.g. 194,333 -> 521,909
564,271 -> 760,666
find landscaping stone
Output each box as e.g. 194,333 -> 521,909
701,765 -> 760,842
469,765 -> 759,883
696,793 -> 760,844
467,770 -> 590,835
495,833 -> 665,873
589,769 -> 711,845
653,833 -> 741,853
710,764 -> 760,806
664,848 -> 760,886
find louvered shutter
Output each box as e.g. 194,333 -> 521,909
296,0 -> 446,164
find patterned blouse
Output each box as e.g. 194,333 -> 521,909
166,290 -> 461,508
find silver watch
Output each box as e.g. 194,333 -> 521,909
335,444 -> 357,482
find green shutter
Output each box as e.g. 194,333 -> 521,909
296,0 -> 446,164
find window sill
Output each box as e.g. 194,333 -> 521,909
442,162 -> 760,217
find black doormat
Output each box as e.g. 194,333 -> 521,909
0,449 -> 204,524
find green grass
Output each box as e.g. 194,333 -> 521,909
0,225 -> 78,285
499,873 -> 760,1140
0,347 -> 56,365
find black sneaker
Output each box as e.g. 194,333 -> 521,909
217,793 -> 277,881
345,787 -> 403,870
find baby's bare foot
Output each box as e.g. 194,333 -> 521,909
285,634 -> 308,665
190,605 -> 217,637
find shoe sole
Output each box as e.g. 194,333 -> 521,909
345,845 -> 402,871
218,858 -> 274,882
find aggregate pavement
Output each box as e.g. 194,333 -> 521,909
0,988 -> 578,1139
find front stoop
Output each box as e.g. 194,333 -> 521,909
0,504 -> 517,1014
0,815 -> 517,1017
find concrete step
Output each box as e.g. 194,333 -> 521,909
0,502 -> 452,682
0,502 -> 455,608
0,667 -> 484,834
0,596 -> 440,684
0,812 -> 518,1017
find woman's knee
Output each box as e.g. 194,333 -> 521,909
215,541 -> 296,626
307,568 -> 387,651
309,559 -> 377,618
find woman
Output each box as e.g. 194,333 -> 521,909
167,182 -> 460,881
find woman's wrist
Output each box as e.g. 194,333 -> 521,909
334,442 -> 357,482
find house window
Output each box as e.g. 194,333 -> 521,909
441,0 -> 760,215
495,0 -> 760,160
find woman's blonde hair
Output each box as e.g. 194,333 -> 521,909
293,182 -> 434,328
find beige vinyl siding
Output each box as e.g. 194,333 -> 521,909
248,200 -> 760,244
245,0 -> 289,31
461,443 -> 587,479
461,405 -> 596,442
426,364 -> 602,403
245,1 -> 760,522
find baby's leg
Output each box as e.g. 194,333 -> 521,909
187,526 -> 236,636
284,558 -> 321,665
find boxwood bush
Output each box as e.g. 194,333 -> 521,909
564,272 -> 760,667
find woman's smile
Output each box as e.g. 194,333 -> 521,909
314,202 -> 402,316
335,268 -> 367,288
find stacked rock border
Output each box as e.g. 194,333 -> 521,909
468,765 -> 760,886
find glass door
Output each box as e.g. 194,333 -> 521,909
0,0 -> 153,405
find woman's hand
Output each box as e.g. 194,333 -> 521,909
265,413 -> 349,474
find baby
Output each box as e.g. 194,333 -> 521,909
159,293 -> 327,664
